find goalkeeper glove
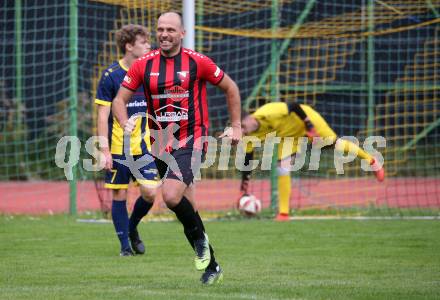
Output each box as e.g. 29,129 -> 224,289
304,117 -> 319,139
240,174 -> 250,194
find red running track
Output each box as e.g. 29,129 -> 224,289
1,178 -> 439,214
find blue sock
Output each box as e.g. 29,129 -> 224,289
112,200 -> 130,251
129,196 -> 153,233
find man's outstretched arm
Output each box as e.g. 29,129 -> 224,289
112,86 -> 135,132
217,73 -> 242,145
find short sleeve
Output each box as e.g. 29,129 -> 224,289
121,58 -> 144,91
198,55 -> 224,85
95,70 -> 115,106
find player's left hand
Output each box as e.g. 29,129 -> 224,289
123,116 -> 138,134
231,125 -> 242,145
219,126 -> 242,145
219,126 -> 232,138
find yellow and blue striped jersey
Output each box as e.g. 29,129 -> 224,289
95,60 -> 151,155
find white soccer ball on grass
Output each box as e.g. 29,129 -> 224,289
238,194 -> 262,217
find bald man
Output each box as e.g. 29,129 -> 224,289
112,11 -> 241,285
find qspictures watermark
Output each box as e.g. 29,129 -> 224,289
54,113 -> 386,181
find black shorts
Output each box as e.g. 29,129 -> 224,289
154,147 -> 204,186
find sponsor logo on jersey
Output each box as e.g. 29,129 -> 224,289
154,104 -> 188,122
150,72 -> 160,76
151,86 -> 189,101
123,75 -> 131,84
214,66 -> 221,78
142,169 -> 158,175
126,100 -> 147,108
177,71 -> 188,82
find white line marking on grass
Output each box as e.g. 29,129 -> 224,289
139,289 -> 296,300
107,286 -> 294,300
290,216 -> 439,220
77,215 -> 439,224
76,217 -> 177,224
76,218 -> 112,223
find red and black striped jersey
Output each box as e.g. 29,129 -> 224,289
122,47 -> 224,152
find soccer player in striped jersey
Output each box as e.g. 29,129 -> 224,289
240,102 -> 385,221
95,25 -> 158,256
112,12 -> 241,284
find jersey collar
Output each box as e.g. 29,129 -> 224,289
161,47 -> 182,59
118,59 -> 129,71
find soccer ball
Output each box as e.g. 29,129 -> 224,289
238,194 -> 262,216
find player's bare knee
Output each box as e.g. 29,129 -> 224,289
162,189 -> 182,208
112,189 -> 127,200
163,196 -> 181,208
140,186 -> 156,203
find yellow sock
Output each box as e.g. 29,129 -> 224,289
278,174 -> 291,215
336,140 -> 373,164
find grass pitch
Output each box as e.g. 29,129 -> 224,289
0,216 -> 439,299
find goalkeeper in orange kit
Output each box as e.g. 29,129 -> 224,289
239,102 -> 385,221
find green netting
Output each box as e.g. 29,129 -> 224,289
0,0 -> 439,215
198,0 -> 440,214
